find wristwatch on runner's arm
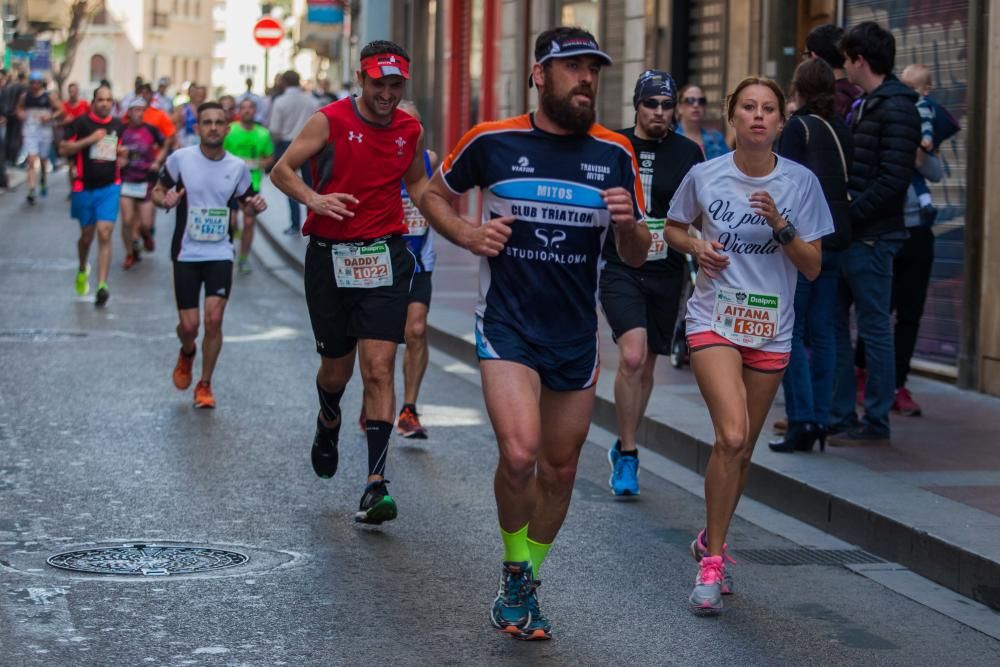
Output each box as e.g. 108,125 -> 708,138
772,221 -> 798,245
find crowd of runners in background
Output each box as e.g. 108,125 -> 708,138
0,17 -> 960,634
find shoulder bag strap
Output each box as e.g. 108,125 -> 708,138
809,114 -> 848,183
797,115 -> 810,144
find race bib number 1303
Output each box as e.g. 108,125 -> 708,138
711,286 -> 780,349
332,243 -> 394,288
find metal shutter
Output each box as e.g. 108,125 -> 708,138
846,1 -> 969,366
687,0 -> 727,125
599,0 -> 627,129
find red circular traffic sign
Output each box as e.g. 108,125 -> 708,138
253,17 -> 284,49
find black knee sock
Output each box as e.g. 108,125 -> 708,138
365,420 -> 392,478
316,382 -> 345,430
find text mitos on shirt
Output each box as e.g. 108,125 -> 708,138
442,114 -> 644,346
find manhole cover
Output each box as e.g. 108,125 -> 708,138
737,548 -> 886,566
46,543 -> 249,576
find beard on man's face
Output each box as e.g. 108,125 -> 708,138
540,82 -> 596,135
639,116 -> 669,139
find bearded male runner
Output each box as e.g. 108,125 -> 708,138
420,27 -> 650,640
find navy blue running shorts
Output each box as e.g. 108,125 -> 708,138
475,316 -> 600,392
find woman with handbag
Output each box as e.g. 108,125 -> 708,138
768,58 -> 854,453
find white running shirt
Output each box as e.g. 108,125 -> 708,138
161,146 -> 253,262
667,152 -> 834,353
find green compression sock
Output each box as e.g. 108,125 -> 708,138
527,538 -> 552,578
500,523 -> 530,564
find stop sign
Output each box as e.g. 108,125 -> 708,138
253,17 -> 284,49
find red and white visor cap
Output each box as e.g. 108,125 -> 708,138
361,54 -> 410,80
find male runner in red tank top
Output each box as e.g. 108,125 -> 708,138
271,40 -> 431,525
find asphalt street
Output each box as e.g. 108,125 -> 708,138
2,175 -> 999,666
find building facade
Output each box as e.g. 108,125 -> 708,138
64,0 -> 214,96
376,0 -> 996,396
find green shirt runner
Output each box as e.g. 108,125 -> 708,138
223,122 -> 275,191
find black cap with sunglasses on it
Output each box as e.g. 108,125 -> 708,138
528,27 -> 613,88
633,69 -> 677,109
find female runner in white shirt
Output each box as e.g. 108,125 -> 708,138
665,77 -> 834,614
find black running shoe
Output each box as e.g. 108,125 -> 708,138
354,480 -> 397,524
95,284 -> 110,307
311,414 -> 340,479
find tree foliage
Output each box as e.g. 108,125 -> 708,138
53,0 -> 101,97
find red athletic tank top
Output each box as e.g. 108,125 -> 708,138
302,97 -> 421,241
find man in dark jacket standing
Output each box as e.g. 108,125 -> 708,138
829,21 -> 921,446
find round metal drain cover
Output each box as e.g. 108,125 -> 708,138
47,543 -> 249,576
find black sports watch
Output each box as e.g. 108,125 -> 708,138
773,221 -> 798,246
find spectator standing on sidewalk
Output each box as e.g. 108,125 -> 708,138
828,22 -> 920,446
0,70 -> 9,191
769,58 -> 854,453
675,83 -> 729,159
803,24 -> 863,119
236,77 -> 268,124
268,70 -> 319,234
3,71 -> 27,165
854,63 -> 956,418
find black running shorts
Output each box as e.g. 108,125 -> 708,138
304,235 -> 415,358
408,270 -> 432,307
173,260 -> 233,310
475,316 -> 600,392
599,262 -> 684,356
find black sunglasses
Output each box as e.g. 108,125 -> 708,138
640,99 -> 676,111
682,96 -> 708,106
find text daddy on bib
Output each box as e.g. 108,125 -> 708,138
332,243 -> 394,288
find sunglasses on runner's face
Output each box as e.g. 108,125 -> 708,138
640,99 -> 676,110
682,96 -> 708,106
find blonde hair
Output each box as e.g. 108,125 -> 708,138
725,76 -> 787,123
901,64 -> 932,90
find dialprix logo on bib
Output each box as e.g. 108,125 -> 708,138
360,243 -> 387,255
747,293 -> 778,308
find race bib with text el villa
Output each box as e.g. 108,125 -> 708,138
711,286 -> 779,349
186,207 -> 229,242
332,243 -> 394,288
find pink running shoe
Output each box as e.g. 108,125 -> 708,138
689,555 -> 725,615
690,529 -> 735,595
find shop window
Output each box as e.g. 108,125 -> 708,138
560,0 -> 600,37
89,54 -> 108,83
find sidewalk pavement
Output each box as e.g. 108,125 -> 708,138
253,176 -> 1000,611
1,165 -> 26,192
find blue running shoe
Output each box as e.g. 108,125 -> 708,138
490,561 -> 533,634
608,440 -> 640,496
515,580 -> 552,641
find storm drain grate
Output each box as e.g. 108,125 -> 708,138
47,543 -> 249,576
737,548 -> 886,566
